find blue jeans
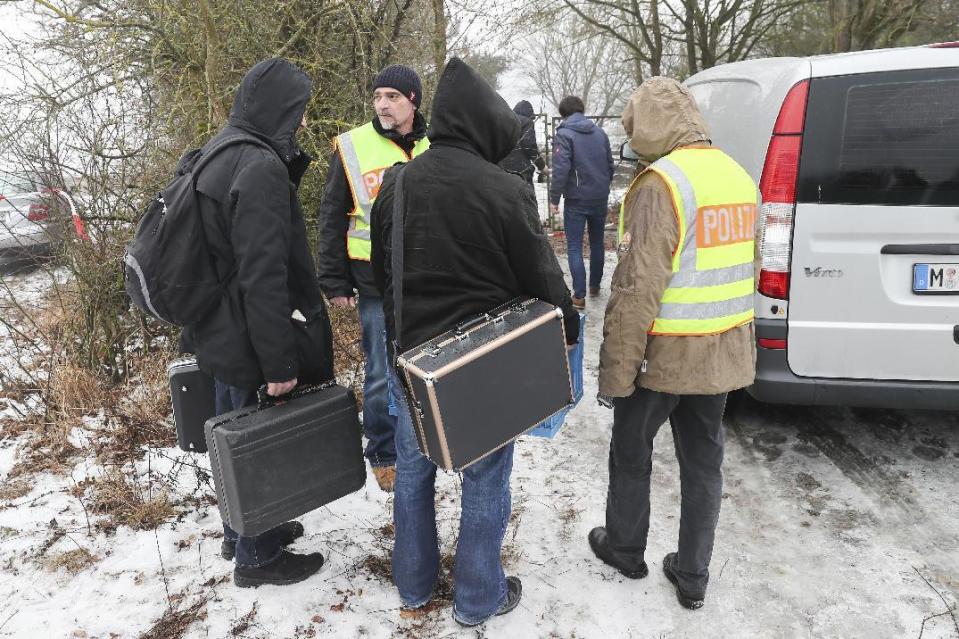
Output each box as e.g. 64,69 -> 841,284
214,380 -> 283,569
389,371 -> 515,625
564,203 -> 607,299
358,294 -> 397,467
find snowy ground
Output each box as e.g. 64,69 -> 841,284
1,257 -> 958,639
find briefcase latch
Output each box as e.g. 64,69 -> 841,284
425,345 -> 443,358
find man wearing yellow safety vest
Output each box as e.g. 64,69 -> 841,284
589,77 -> 758,611
316,65 -> 430,492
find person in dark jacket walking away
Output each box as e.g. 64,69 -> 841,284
549,95 -> 614,310
369,58 -> 579,627
182,58 -> 329,587
316,65 -> 430,492
499,100 -> 547,187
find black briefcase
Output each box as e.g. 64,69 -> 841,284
168,357 -> 215,453
396,298 -> 572,471
204,384 -> 365,537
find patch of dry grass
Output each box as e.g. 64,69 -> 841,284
83,472 -> 176,532
49,364 -> 103,425
137,597 -> 208,639
44,548 -> 98,574
0,478 -> 32,502
137,577 -> 227,639
6,412 -> 80,479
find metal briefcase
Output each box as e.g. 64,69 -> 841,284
168,357 -> 215,453
204,384 -> 366,537
396,297 -> 572,471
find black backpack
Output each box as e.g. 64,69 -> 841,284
124,135 -> 275,326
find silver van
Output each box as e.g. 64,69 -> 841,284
685,44 -> 959,409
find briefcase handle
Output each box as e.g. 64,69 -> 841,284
454,313 -> 492,336
256,380 -> 335,409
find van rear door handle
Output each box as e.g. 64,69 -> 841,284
880,244 -> 959,255
955,326 -> 959,345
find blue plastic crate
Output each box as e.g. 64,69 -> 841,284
528,312 -> 585,439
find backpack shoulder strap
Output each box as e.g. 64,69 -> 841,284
391,164 -> 407,352
192,135 -> 279,179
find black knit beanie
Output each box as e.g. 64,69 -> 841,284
372,65 -> 422,108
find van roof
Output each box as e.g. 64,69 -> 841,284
685,45 -> 959,84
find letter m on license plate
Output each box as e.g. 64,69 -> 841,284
913,263 -> 959,294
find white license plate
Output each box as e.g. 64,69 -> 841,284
913,263 -> 959,294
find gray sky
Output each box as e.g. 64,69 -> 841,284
0,1 -> 41,91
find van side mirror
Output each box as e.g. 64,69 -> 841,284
619,141 -> 639,162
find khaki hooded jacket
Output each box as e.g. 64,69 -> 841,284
597,77 -> 757,397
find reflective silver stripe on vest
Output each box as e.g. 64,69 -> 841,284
657,294 -> 754,320
338,132 -> 372,225
651,157 -> 699,273
669,262 -> 755,288
348,219 -> 371,241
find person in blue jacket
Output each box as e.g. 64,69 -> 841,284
548,95 -> 614,309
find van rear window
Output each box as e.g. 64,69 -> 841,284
797,68 -> 959,206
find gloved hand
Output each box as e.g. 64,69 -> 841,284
597,393 -> 615,409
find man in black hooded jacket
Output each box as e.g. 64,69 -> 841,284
182,58 -> 328,588
498,100 -> 547,185
370,58 -> 579,627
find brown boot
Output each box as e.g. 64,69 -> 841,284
589,286 -> 600,297
372,466 -> 396,492
571,296 -> 585,310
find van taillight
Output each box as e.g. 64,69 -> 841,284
758,338 -> 787,350
758,79 -> 808,300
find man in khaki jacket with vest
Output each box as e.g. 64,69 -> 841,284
588,77 -> 758,610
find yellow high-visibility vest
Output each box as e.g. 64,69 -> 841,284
619,147 -> 758,336
335,123 -> 430,261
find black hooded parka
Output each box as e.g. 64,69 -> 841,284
498,100 -> 547,183
370,58 -> 579,353
183,58 -> 329,390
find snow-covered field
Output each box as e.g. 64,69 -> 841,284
1,258 -> 958,639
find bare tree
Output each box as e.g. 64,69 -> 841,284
828,0 -> 927,52
559,0 -> 667,82
523,18 -> 634,115
0,0 -> 441,383
554,0 -> 815,79
661,0 -> 813,74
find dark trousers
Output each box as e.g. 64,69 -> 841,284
563,203 -> 607,299
605,387 -> 727,596
214,380 -> 283,569
357,294 -> 397,467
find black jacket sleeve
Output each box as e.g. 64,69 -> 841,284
370,171 -> 392,299
370,167 -> 396,345
316,150 -> 357,299
519,123 -> 547,173
231,156 -> 298,383
505,184 -> 580,344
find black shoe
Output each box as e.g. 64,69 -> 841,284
662,552 -> 705,610
233,549 -> 324,588
454,576 -> 522,627
221,520 -> 305,560
588,527 -> 648,579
